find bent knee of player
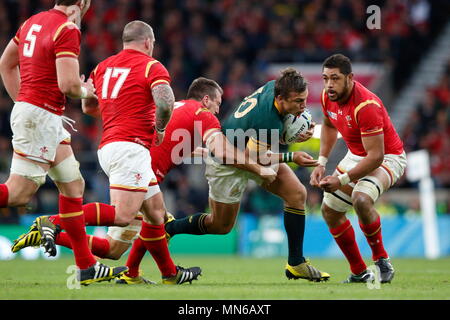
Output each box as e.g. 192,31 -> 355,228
106,240 -> 128,260
282,186 -> 307,208
351,192 -> 374,213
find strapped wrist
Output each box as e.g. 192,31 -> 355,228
338,172 -> 350,186
318,156 -> 328,167
80,87 -> 88,99
281,152 -> 294,163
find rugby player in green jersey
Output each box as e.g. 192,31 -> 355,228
166,68 -> 330,282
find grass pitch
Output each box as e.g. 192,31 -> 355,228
0,255 -> 449,300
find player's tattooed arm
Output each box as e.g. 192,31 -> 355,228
152,83 -> 175,132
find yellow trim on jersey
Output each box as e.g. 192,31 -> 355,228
274,100 -> 282,114
55,51 -> 78,57
53,22 -> 78,41
150,79 -> 169,88
139,234 -> 166,242
202,128 -> 220,143
353,99 -> 381,125
14,36 -> 19,43
59,211 -> 83,218
195,107 -> 210,115
321,89 -> 326,107
247,136 -> 270,152
145,60 -> 159,78
361,128 -> 383,135
92,65 -> 99,76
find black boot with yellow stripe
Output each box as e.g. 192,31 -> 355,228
78,262 -> 128,286
11,215 -> 60,256
285,259 -> 330,282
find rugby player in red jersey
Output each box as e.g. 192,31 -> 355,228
27,77 -> 276,284
310,54 -> 407,283
1,0 -> 128,284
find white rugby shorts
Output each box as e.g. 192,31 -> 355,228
324,150 -> 407,212
336,150 -> 407,188
10,101 -> 71,163
97,141 -> 158,195
205,155 -> 265,204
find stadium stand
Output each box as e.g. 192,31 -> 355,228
0,0 -> 449,223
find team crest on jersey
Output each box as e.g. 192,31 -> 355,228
327,111 -> 337,120
346,115 -> 353,128
134,173 -> 142,185
39,146 -> 48,158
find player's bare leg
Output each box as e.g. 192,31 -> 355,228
1,153 -> 49,207
263,163 -> 330,282
109,189 -> 146,227
204,199 -> 240,234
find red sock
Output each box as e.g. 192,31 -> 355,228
50,202 -> 116,227
359,215 -> 388,261
56,232 -> 110,258
0,184 -> 8,208
139,221 -> 176,278
58,194 -> 96,269
125,237 -> 147,278
330,219 -> 367,275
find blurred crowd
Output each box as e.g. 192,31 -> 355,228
402,60 -> 450,188
0,0 -> 449,223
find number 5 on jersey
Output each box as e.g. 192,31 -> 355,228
23,24 -> 42,57
102,67 -> 130,99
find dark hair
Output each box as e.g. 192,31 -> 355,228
55,0 -> 79,5
187,77 -> 223,100
322,54 -> 353,75
274,68 -> 308,99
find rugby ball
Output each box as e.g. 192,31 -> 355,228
281,110 -> 312,144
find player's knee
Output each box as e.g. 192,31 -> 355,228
216,223 -> 234,234
282,185 -> 307,208
106,250 -> 123,260
351,192 -> 373,214
8,193 -> 32,207
113,216 -> 132,228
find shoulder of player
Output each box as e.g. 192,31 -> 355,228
53,21 -> 80,41
144,58 -> 168,77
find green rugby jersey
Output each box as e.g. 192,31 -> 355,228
221,80 -> 285,150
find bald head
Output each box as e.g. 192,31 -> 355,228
122,21 -> 154,44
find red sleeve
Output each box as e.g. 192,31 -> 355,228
194,110 -> 221,142
146,61 -> 171,89
54,23 -> 81,59
13,20 -> 27,45
356,103 -> 384,137
321,89 -> 329,118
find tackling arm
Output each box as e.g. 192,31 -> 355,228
0,40 -> 20,101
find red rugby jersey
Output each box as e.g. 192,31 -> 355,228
321,81 -> 404,156
90,49 -> 171,150
150,100 -> 221,183
14,9 -> 81,115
